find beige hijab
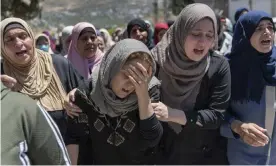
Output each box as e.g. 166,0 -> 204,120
1,17 -> 67,111
151,3 -> 217,110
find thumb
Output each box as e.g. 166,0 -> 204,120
1,75 -> 17,83
70,93 -> 75,102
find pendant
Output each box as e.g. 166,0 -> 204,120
94,118 -> 105,132
123,119 -> 135,133
77,113 -> 88,123
107,132 -> 125,146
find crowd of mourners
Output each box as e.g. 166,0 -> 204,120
1,3 -> 276,165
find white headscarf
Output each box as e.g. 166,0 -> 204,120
99,28 -> 115,51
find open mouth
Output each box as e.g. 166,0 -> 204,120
85,46 -> 95,51
122,88 -> 130,93
261,39 -> 271,45
193,48 -> 204,55
15,50 -> 27,56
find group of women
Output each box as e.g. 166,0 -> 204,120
1,2 -> 275,165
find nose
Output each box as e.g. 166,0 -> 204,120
197,35 -> 207,46
264,27 -> 271,34
136,29 -> 142,36
14,37 -> 24,48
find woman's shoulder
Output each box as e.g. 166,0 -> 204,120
208,51 -> 229,73
207,52 -> 230,78
51,54 -> 69,65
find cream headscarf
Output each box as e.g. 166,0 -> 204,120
1,17 -> 67,111
151,3 -> 217,110
35,33 -> 54,54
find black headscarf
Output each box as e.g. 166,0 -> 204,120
127,18 -> 154,49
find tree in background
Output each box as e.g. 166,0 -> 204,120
1,0 -> 43,20
171,0 -> 195,15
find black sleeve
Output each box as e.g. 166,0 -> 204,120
138,85 -> 163,150
65,81 -> 94,145
76,78 -> 93,97
64,113 -> 89,145
185,58 -> 231,129
51,54 -> 84,93
261,58 -> 276,86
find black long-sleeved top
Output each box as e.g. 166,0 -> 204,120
156,51 -> 231,165
65,78 -> 163,165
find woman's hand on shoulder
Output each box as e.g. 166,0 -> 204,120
1,75 -> 17,89
64,88 -> 82,118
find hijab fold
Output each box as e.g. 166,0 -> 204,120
1,17 -> 67,111
228,11 -> 276,103
90,39 -> 159,117
151,3 -> 217,109
67,22 -> 103,79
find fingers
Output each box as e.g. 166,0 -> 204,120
249,126 -> 269,144
241,129 -> 268,147
253,123 -> 267,133
128,68 -> 141,84
243,133 -> 266,147
128,75 -> 139,87
135,63 -> 149,78
69,102 -> 81,110
155,114 -> 161,119
151,102 -> 160,108
66,111 -> 79,118
1,75 -> 17,84
68,88 -> 77,102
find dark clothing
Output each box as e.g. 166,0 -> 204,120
156,52 -> 230,164
66,79 -> 163,165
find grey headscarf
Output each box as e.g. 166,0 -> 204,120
151,3 -> 217,110
61,26 -> 74,56
90,39 -> 159,117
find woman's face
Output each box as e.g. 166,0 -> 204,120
77,28 -> 98,58
250,19 -> 275,53
157,29 -> 167,42
184,18 -> 215,61
97,36 -> 105,52
3,28 -> 34,65
110,57 -> 152,99
36,36 -> 50,52
130,25 -> 148,44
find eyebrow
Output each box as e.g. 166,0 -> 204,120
258,22 -> 273,27
4,31 -> 28,38
193,29 -> 214,33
